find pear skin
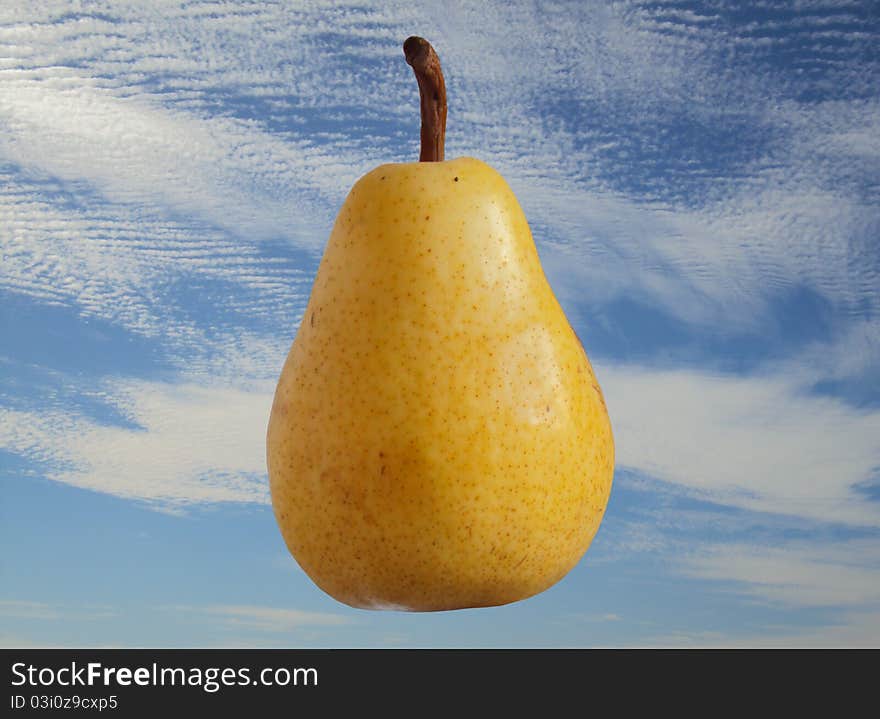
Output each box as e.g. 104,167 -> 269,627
267,157 -> 614,611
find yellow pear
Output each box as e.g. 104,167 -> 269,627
267,37 -> 613,611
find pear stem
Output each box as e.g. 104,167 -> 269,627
403,36 -> 447,162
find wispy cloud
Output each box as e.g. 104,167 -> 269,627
0,599 -> 119,622
710,611 -> 880,649
564,612 -> 623,623
0,73 -> 338,245
0,380 -> 274,508
0,634 -> 68,649
680,539 -> 880,609
0,600 -> 61,621
625,610 -> 880,649
178,604 -> 354,632
600,363 -> 880,526
0,600 -> 353,647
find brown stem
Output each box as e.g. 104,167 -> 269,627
403,36 -> 447,162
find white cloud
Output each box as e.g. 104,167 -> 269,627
0,599 -> 119,622
629,538 -> 880,647
189,604 -> 353,631
680,539 -> 880,608
0,634 -> 67,649
0,71 -> 333,245
617,611 -> 880,648
713,611 -> 880,648
0,165 -> 314,345
599,363 -> 880,526
565,612 -> 623,623
0,600 -> 60,621
0,379 -> 274,507
791,318 -> 880,386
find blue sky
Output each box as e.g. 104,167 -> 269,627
1,0 -> 879,647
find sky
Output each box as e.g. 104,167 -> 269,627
1,0 -> 879,648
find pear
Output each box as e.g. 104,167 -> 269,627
267,37 -> 613,611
